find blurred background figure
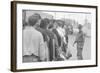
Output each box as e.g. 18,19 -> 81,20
73,24 -> 85,60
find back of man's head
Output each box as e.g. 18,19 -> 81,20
28,13 -> 41,26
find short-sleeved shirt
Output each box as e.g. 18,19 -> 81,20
23,26 -> 45,60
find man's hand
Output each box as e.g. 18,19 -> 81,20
73,41 -> 76,47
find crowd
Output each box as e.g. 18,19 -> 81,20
22,13 -> 85,62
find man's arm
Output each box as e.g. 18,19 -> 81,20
73,33 -> 79,46
39,34 -> 46,61
73,41 -> 77,46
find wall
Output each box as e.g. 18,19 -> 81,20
0,0 -> 99,73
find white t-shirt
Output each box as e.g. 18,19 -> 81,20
57,27 -> 66,44
22,26 -> 45,60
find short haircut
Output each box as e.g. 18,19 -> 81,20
33,13 -> 41,19
40,18 -> 50,29
28,13 -> 41,26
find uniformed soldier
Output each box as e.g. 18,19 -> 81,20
73,24 -> 85,60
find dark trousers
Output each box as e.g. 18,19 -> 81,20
23,54 -> 40,62
48,39 -> 54,61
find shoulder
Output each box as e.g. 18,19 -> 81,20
36,30 -> 43,36
31,28 -> 43,37
23,27 -> 33,34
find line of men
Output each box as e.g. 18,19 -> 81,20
22,13 -> 85,62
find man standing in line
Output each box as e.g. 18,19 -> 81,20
56,20 -> 72,60
35,14 -> 50,61
23,14 -> 45,62
40,18 -> 56,61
